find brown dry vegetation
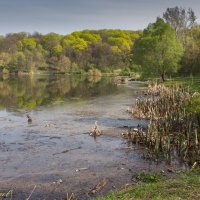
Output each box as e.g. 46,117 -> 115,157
127,83 -> 200,166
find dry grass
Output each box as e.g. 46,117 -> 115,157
90,121 -> 102,137
126,83 -> 200,166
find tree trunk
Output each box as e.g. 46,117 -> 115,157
161,73 -> 165,82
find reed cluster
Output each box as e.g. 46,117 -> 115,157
127,83 -> 200,166
90,121 -> 101,137
131,84 -> 194,120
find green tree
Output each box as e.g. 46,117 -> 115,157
41,33 -> 61,56
180,26 -> 200,75
52,45 -> 63,56
108,37 -> 132,52
62,35 -> 87,51
163,7 -> 197,34
72,38 -> 87,51
133,18 -> 183,81
163,7 -> 197,45
9,52 -> 26,72
72,31 -> 101,44
0,52 -> 11,68
17,41 -> 23,51
22,38 -> 36,50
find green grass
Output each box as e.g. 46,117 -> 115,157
164,77 -> 200,113
165,77 -> 200,92
92,169 -> 200,200
186,96 -> 200,113
134,172 -> 163,183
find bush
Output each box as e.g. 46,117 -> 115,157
87,69 -> 102,76
134,172 -> 163,183
2,68 -> 9,74
101,67 -> 112,73
119,67 -> 131,76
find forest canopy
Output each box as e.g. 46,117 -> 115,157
0,7 -> 200,78
0,30 -> 142,74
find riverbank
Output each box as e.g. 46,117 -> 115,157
93,168 -> 200,200
94,77 -> 200,200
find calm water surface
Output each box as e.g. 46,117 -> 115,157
0,75 -> 145,180
0,76 -> 188,199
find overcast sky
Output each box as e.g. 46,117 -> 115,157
0,0 -> 199,35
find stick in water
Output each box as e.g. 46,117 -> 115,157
26,185 -> 36,200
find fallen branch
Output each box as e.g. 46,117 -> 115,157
53,147 -> 81,156
75,168 -> 88,172
117,147 -> 145,151
66,193 -> 75,200
25,185 -> 36,200
88,179 -> 107,195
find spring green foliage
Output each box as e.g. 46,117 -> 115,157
52,44 -> 63,56
180,26 -> 200,75
133,18 -> 184,81
134,172 -> 163,183
22,37 -> 36,50
162,7 -> 200,77
119,67 -> 131,76
0,30 -> 141,74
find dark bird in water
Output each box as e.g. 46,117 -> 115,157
27,115 -> 32,123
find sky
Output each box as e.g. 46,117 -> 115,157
0,0 -> 199,35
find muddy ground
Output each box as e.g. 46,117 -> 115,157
0,128 -> 183,200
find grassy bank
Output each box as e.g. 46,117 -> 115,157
92,169 -> 200,200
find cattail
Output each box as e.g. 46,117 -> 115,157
125,82 -> 200,167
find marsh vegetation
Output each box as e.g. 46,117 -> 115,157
126,81 -> 200,167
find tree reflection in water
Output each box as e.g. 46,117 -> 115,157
0,75 -> 119,112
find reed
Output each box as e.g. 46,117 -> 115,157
126,82 -> 200,167
90,121 -> 101,137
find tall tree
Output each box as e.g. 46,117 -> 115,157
180,26 -> 200,75
133,18 -> 183,81
163,7 -> 196,33
163,6 -> 197,44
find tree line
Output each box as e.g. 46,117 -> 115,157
0,7 -> 199,79
0,29 -> 142,74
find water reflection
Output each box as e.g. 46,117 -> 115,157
0,75 -> 119,112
